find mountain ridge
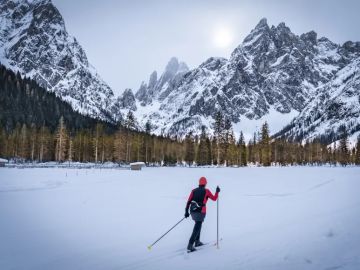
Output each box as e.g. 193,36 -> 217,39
1,0 -> 359,143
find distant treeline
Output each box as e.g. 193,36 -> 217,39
1,63 -> 360,166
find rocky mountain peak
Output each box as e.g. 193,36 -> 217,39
255,17 -> 269,30
0,0 -> 116,120
300,31 -> 317,44
134,57 -> 189,105
162,57 -> 189,79
148,71 -> 158,89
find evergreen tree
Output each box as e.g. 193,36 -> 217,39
55,116 -> 67,162
124,111 -> 138,162
211,136 -> 218,165
205,137 -> 212,165
68,136 -> 74,162
19,123 -> 28,160
237,131 -> 247,166
222,118 -> 236,166
260,122 -> 271,166
196,126 -> 210,166
38,124 -> 51,162
339,125 -> 349,166
212,111 -> 224,165
29,123 -> 37,162
125,111 -> 137,131
144,120 -> 152,164
93,123 -> 104,163
184,132 -> 195,166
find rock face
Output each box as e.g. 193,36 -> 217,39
132,18 -> 359,139
135,57 -> 189,106
275,56 -> 360,143
114,88 -> 137,111
0,0 -> 117,120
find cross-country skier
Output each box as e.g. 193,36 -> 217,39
185,176 -> 220,252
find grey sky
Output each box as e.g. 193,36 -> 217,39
52,0 -> 360,95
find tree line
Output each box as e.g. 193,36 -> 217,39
1,63 -> 359,166
1,111 -> 359,166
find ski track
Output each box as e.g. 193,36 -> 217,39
0,180 -> 66,193
307,179 -> 335,191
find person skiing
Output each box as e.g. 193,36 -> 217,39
185,176 -> 220,252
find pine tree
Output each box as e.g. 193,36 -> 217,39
331,141 -> 337,166
213,111 -> 224,165
196,126 -> 210,166
237,131 -> 247,166
68,136 -> 74,162
339,125 -> 349,166
124,111 -> 137,162
93,123 -> 104,163
251,132 -> 258,164
145,120 -> 152,164
211,136 -> 218,165
260,122 -> 271,166
29,124 -> 37,162
223,118 -> 233,166
19,124 -> 29,160
125,111 -> 137,131
38,125 -> 51,162
184,132 -> 195,166
55,116 -> 68,162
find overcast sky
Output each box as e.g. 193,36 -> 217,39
52,0 -> 360,96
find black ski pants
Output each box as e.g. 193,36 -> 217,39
189,221 -> 202,245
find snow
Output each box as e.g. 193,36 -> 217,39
130,162 -> 145,166
1,166 -> 360,270
270,54 -> 287,67
234,107 -> 299,141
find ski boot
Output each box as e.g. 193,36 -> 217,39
187,243 -> 196,252
194,240 -> 204,247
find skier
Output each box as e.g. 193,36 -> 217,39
185,176 -> 220,252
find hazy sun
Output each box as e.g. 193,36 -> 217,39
213,26 -> 233,48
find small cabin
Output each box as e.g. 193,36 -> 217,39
0,158 -> 8,167
130,162 -> 145,171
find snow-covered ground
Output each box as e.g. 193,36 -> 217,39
0,167 -> 359,270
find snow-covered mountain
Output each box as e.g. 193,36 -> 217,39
275,54 -> 360,143
0,0 -> 119,121
129,18 -> 359,139
1,0 -> 359,142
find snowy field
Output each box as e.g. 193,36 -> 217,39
0,167 -> 360,270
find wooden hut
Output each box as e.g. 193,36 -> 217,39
130,162 -> 145,171
0,158 -> 8,167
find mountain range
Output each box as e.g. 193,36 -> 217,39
1,0 -> 359,142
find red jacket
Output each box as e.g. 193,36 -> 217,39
186,187 -> 218,214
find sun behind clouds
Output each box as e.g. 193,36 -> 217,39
212,25 -> 234,48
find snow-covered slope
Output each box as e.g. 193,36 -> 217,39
276,54 -> 360,142
129,18 -> 359,139
1,167 -> 360,270
0,0 -> 118,120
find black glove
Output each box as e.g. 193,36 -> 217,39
216,186 -> 221,193
185,211 -> 190,218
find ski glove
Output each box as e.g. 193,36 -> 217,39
185,211 -> 190,218
216,186 -> 221,193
